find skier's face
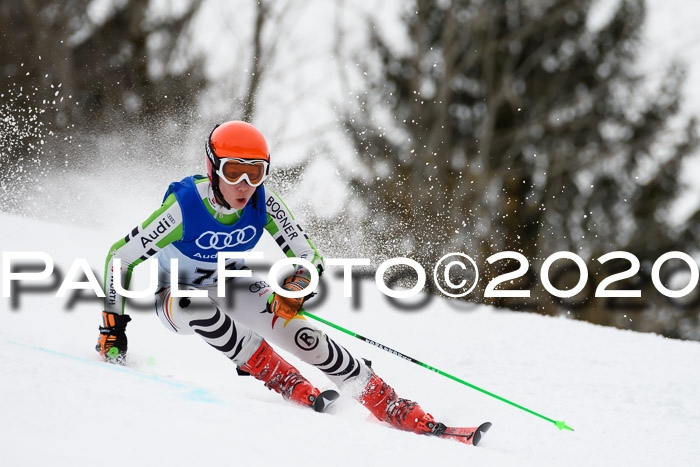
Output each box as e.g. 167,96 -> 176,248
219,180 -> 257,210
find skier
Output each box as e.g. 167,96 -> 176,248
95,121 -> 471,440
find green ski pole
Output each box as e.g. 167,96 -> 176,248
299,309 -> 573,431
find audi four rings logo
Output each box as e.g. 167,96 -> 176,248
249,281 -> 270,293
195,227 -> 257,250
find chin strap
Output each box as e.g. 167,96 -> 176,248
211,180 -> 231,210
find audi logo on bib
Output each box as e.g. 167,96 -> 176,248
195,227 -> 257,250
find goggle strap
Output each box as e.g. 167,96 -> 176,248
206,124 -> 221,168
206,124 -> 232,209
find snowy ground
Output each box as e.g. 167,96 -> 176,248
1,212 -> 699,466
3,2 -> 700,465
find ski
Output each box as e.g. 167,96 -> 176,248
313,389 -> 340,413
436,422 -> 492,446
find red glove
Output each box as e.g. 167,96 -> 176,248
266,275 -> 312,320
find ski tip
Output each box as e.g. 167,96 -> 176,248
313,389 -> 340,413
472,422 -> 492,447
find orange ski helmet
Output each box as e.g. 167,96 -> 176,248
205,121 -> 270,208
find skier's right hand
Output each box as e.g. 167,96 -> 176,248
95,311 -> 132,364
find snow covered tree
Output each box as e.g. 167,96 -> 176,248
341,0 -> 699,337
0,0 -> 205,128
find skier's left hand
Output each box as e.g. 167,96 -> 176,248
95,311 -> 132,364
266,275 -> 311,320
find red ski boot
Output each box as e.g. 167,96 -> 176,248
240,340 -> 321,408
358,371 -> 492,445
357,371 -> 444,435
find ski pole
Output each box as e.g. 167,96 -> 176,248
299,309 -> 573,431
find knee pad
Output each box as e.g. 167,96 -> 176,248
155,286 -> 217,335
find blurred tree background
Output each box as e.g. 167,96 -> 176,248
1,0 -> 699,339
0,0 -> 207,211
335,0 -> 700,339
0,0 -> 205,129
0,0 -> 289,213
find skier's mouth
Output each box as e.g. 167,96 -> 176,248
236,197 -> 247,204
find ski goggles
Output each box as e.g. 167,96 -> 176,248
215,158 -> 269,187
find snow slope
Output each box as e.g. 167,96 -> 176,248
1,212 -> 699,467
